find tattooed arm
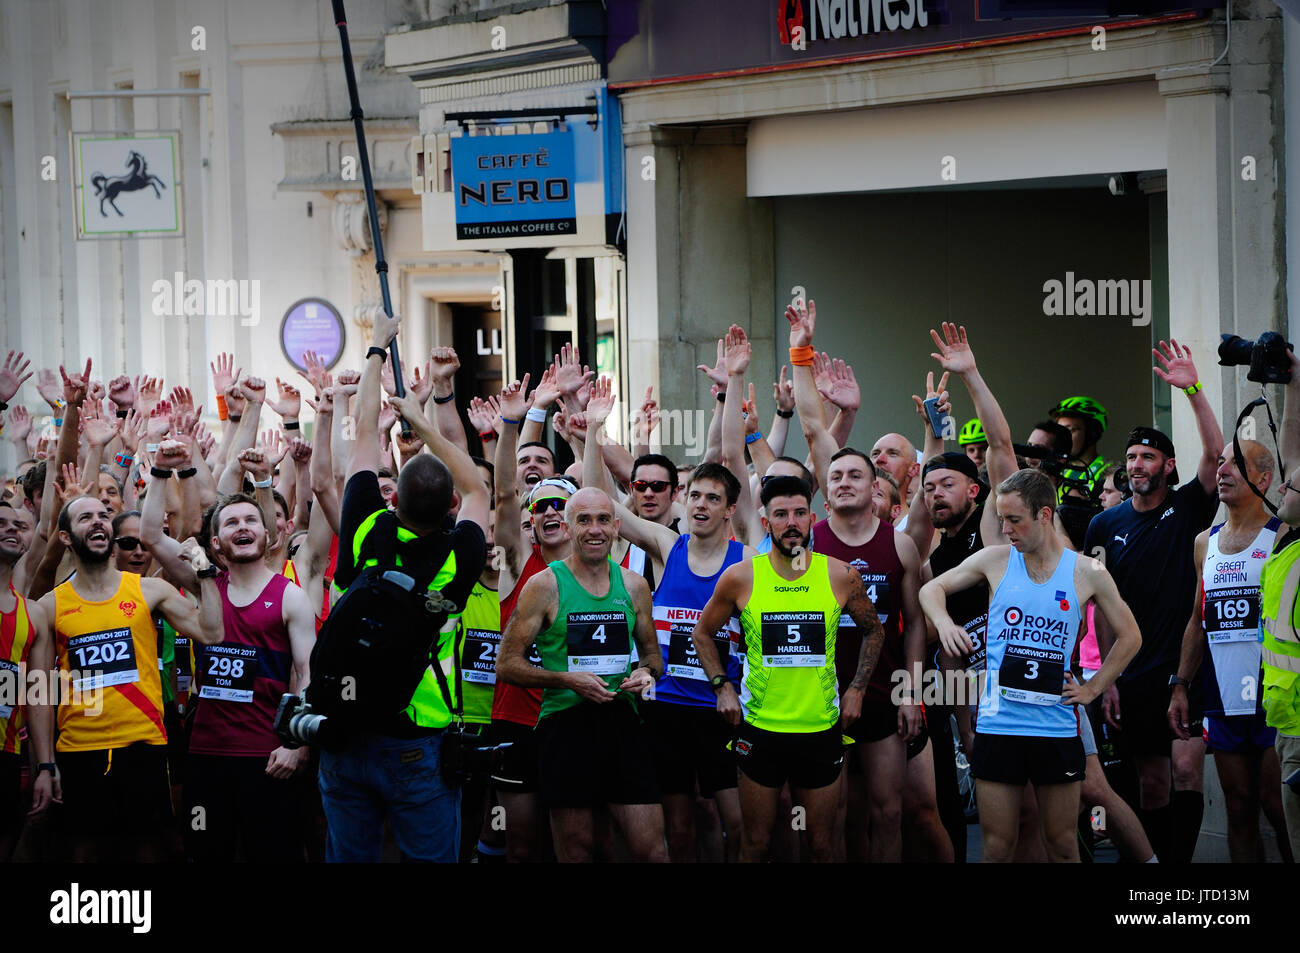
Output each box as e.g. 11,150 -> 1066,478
830,559 -> 887,730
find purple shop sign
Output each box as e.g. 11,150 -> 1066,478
280,298 -> 345,372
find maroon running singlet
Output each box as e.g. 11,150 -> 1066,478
812,519 -> 905,700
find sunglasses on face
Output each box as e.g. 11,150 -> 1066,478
530,497 -> 567,515
631,480 -> 672,493
114,536 -> 143,552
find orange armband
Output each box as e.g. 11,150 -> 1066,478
788,345 -> 815,367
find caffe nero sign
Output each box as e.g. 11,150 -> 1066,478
606,0 -> 1219,84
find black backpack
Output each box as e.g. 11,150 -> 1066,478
305,513 -> 460,741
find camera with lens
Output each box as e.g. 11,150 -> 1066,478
1218,332 -> 1293,385
274,692 -> 341,751
440,728 -> 513,787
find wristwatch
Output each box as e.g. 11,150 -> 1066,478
709,674 -> 729,692
1168,674 -> 1190,689
195,565 -> 219,580
37,762 -> 57,776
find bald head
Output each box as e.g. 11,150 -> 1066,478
565,487 -> 618,564
1218,438 -> 1276,507
871,433 -> 920,495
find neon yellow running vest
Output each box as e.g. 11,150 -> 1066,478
738,553 -> 841,733
1260,536 -> 1300,735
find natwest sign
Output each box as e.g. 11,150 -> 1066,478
782,0 -> 931,44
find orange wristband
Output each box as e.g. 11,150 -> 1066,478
216,394 -> 229,421
789,345 -> 815,367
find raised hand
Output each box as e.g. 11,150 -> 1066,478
910,370 -> 952,422
237,448 -> 272,483
108,375 -> 136,411
87,380 -> 106,406
529,363 -> 561,411
466,396 -> 497,436
741,382 -> 761,437
555,342 -> 594,399
773,365 -> 795,414
430,346 -> 460,384
196,424 -> 217,462
1152,338 -> 1200,390
0,350 -> 33,405
395,429 -> 425,460
553,400 -> 572,442
288,438 -> 312,466
697,338 -> 729,388
168,385 -> 196,416
784,298 -> 816,348
298,350 -> 328,396
631,385 -> 659,445
370,311 -> 401,350
723,324 -> 751,377
154,439 -> 192,471
498,374 -> 531,421
379,358 -> 398,398
386,393 -> 424,428
5,406 -> 32,445
146,401 -> 173,440
35,368 -> 63,411
241,376 -> 267,406
377,401 -> 398,437
407,362 -> 433,405
585,376 -> 616,427
267,378 -> 301,419
59,358 -> 93,408
136,376 -> 163,416
929,322 -> 977,377
210,353 -> 240,398
812,351 -> 833,398
823,358 -> 860,412
224,381 -> 248,419
259,428 -> 289,468
79,400 -> 121,448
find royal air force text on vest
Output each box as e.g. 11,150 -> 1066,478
1001,607 -> 1071,649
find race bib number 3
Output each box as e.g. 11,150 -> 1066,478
666,622 -> 733,681
760,612 -> 826,668
998,645 -> 1065,705
462,629 -> 501,684
1205,588 -> 1261,644
68,628 -> 139,691
198,645 -> 259,703
566,612 -> 631,675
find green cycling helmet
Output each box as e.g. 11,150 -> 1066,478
959,418 -> 987,446
1050,395 -> 1108,433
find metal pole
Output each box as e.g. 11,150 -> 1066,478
331,0 -> 410,431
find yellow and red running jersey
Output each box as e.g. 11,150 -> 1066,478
0,585 -> 34,754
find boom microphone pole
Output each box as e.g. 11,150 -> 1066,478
331,0 -> 411,436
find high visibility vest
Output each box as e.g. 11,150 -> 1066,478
1259,535 -> 1300,736
334,510 -> 460,730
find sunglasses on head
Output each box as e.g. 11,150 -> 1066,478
530,497 -> 566,515
631,480 -> 672,493
114,536 -> 142,552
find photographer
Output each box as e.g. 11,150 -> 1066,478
316,313 -> 487,864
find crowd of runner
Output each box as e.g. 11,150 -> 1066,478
0,299 -> 1297,863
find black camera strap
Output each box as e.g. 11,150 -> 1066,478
1232,394 -> 1282,516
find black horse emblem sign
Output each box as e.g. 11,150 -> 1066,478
90,150 -> 167,217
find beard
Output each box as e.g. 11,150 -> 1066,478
69,532 -> 112,565
931,499 -> 974,529
771,528 -> 811,558
221,536 -> 268,565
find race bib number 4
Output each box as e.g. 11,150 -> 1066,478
998,645 -> 1065,705
0,659 -> 17,719
462,628 -> 501,685
1205,588 -> 1261,645
760,612 -> 826,668
68,628 -> 139,691
666,622 -> 733,681
566,612 -> 631,675
198,645 -> 259,703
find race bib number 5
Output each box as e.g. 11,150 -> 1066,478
199,645 -> 259,703
68,628 -> 139,691
760,612 -> 826,668
566,612 -> 631,675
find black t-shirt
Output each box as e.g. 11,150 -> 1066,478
1084,478 -> 1219,680
336,470 -> 487,736
926,504 -> 988,669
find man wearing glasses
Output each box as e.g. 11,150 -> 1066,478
616,454 -> 681,593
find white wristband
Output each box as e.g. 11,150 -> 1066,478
251,476 -> 273,489
525,406 -> 548,423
